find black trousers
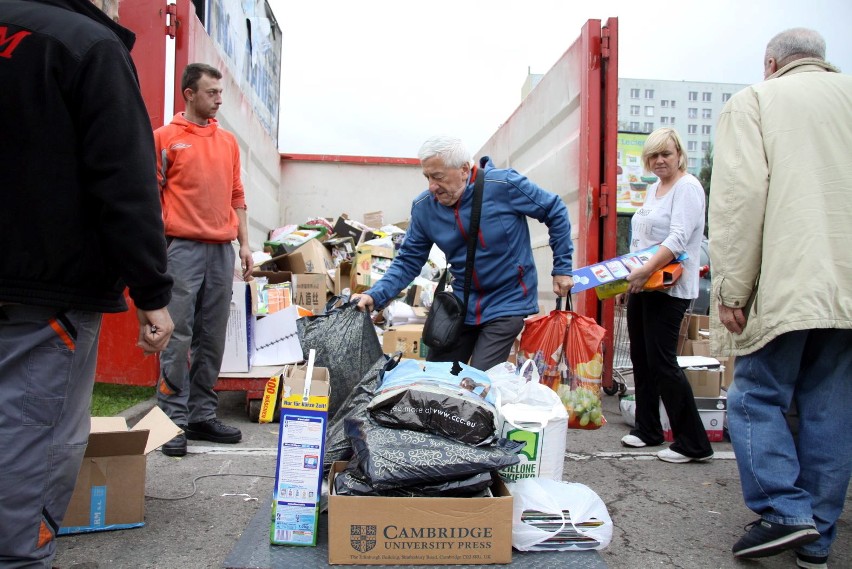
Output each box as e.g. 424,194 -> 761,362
427,316 -> 525,372
627,291 -> 712,457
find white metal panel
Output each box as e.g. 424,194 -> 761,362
280,160 -> 424,229
477,35 -> 585,309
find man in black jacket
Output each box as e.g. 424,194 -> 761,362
0,0 -> 174,565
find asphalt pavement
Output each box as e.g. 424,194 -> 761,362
53,374 -> 851,569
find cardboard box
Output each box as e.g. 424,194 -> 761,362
570,244 -> 686,298
324,237 -> 356,266
60,407 -> 181,534
293,273 -> 328,314
271,362 -> 330,546
684,368 -> 723,398
334,261 -> 353,296
680,338 -> 711,357
255,270 -> 329,315
333,216 -> 368,244
265,228 -> 325,257
288,238 -> 335,275
327,462 -> 513,565
221,281 -> 257,373
718,356 -> 736,389
363,210 -> 384,228
352,244 -> 395,292
660,396 -> 727,442
382,324 -> 429,360
688,314 -> 710,340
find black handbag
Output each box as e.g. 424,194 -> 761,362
422,167 -> 484,350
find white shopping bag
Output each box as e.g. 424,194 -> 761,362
510,478 -> 613,551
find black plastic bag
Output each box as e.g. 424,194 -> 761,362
344,416 -> 522,491
334,463 -> 494,497
322,353 -> 391,475
297,298 -> 383,420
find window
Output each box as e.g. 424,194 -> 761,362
701,141 -> 711,151
645,106 -> 654,116
630,121 -> 640,131
661,116 -> 669,124
670,100 -> 676,108
722,93 -> 732,102
630,105 -> 640,116
688,157 -> 697,168
702,92 -> 712,102
688,91 -> 698,101
643,122 -> 654,132
661,100 -> 669,108
688,124 -> 697,134
671,117 -> 676,124
687,141 -> 697,151
702,125 -> 712,135
630,88 -> 640,99
645,89 -> 655,99
688,108 -> 698,119
702,108 -> 712,119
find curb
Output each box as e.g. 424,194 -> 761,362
118,396 -> 157,426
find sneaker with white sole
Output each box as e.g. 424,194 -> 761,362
621,434 -> 647,448
657,448 -> 714,463
731,519 -> 820,558
796,552 -> 828,568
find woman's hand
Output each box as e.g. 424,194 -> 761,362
625,264 -> 653,294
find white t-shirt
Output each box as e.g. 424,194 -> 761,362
630,173 -> 705,299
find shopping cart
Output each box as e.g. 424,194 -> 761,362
606,301 -> 631,396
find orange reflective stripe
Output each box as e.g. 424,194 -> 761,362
37,520 -> 53,549
49,318 -> 75,350
158,378 -> 175,396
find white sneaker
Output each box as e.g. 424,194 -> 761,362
657,448 -> 714,463
621,434 -> 647,448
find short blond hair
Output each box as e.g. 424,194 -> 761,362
642,128 -> 687,173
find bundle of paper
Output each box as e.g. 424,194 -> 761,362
520,509 -> 605,549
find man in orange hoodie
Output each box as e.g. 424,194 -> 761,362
155,63 -> 253,457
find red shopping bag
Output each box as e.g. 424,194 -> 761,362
516,299 -> 571,391
560,313 -> 608,429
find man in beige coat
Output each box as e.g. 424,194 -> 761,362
709,28 -> 852,568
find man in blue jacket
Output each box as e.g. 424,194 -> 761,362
0,0 -> 174,565
354,136 -> 574,370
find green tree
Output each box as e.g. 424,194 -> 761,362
698,143 -> 713,236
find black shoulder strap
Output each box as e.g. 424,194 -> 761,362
462,167 -> 485,311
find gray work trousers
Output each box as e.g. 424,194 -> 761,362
158,238 -> 235,425
0,304 -> 102,568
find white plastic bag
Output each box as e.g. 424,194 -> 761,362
619,394 -> 636,428
491,360 -> 568,481
510,478 -> 613,551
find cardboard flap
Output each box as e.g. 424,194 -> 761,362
91,416 -> 127,433
85,430 -> 148,458
131,405 -> 183,455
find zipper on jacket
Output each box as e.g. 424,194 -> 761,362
517,266 -> 528,297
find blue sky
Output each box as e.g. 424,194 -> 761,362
270,0 -> 852,157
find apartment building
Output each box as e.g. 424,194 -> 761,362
617,78 -> 749,174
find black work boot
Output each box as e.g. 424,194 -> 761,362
161,427 -> 187,457
186,418 -> 242,443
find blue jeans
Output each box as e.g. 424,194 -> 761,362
728,328 -> 852,557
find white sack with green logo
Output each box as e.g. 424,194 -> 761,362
491,361 -> 567,481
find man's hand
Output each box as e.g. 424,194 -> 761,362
718,304 -> 747,335
136,307 -> 174,355
351,294 -> 375,313
239,244 -> 253,280
553,275 -> 574,297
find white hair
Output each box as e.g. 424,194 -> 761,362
417,136 -> 473,168
766,28 -> 826,67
